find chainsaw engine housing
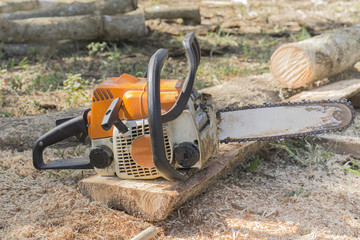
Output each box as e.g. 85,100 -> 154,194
90,77 -> 218,179
32,32 -> 210,181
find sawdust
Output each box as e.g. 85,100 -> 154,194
156,156 -> 360,239
2,147 -> 360,239
0,149 -> 161,239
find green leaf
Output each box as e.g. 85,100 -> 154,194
246,156 -> 261,172
333,163 -> 360,177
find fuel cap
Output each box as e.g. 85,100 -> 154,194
89,145 -> 113,169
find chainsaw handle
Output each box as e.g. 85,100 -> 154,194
147,48 -> 187,181
32,113 -> 93,170
161,32 -> 200,123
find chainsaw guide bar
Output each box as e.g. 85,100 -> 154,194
218,99 -> 355,143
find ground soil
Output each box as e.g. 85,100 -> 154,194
1,0 -> 360,239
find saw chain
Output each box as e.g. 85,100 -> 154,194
218,99 -> 356,143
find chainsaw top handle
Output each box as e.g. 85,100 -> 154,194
161,32 -> 200,123
147,32 -> 200,181
32,110 -> 93,170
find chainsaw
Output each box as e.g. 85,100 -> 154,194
33,33 -> 355,181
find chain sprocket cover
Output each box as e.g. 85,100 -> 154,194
218,99 -> 355,143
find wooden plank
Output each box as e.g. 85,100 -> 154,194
309,134 -> 360,159
79,142 -> 264,221
288,79 -> 360,101
78,78 -> 360,221
348,92 -> 360,107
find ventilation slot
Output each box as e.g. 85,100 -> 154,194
92,89 -> 114,102
114,121 -> 172,179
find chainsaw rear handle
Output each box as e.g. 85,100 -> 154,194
161,32 -> 200,123
32,112 -> 93,170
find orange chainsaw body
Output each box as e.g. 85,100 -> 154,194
87,73 -> 182,139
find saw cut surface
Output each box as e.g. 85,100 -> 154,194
270,46 -> 312,88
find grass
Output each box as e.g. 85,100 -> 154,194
269,138 -> 335,166
31,72 -> 64,92
63,73 -> 89,108
334,160 -> 360,177
291,26 -> 311,42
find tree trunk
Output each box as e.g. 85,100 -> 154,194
270,24 -> 360,88
2,41 -> 89,55
0,108 -> 87,151
143,6 -> 201,24
0,0 -> 42,13
0,0 -> 90,13
103,13 -> 149,41
0,13 -> 148,43
0,0 -> 137,20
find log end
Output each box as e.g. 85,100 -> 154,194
270,45 -> 312,88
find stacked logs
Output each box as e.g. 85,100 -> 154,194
0,0 -> 201,55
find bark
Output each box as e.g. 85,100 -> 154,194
0,0 -> 90,13
0,0 -> 42,13
0,13 -> 148,43
103,13 -> 148,41
0,0 -> 137,20
143,6 -> 201,24
270,24 -> 360,88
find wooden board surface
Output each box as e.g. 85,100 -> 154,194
288,79 -> 360,101
79,79 -> 360,221
309,134 -> 360,159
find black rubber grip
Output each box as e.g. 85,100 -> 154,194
33,114 -> 93,170
161,32 -> 200,123
147,48 -> 187,181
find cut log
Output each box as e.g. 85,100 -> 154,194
0,13 -> 148,43
143,6 -> 201,24
270,25 -> 360,88
78,78 -> 360,221
2,41 -> 89,56
0,0 -> 137,20
0,108 -> 87,151
103,13 -> 149,41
